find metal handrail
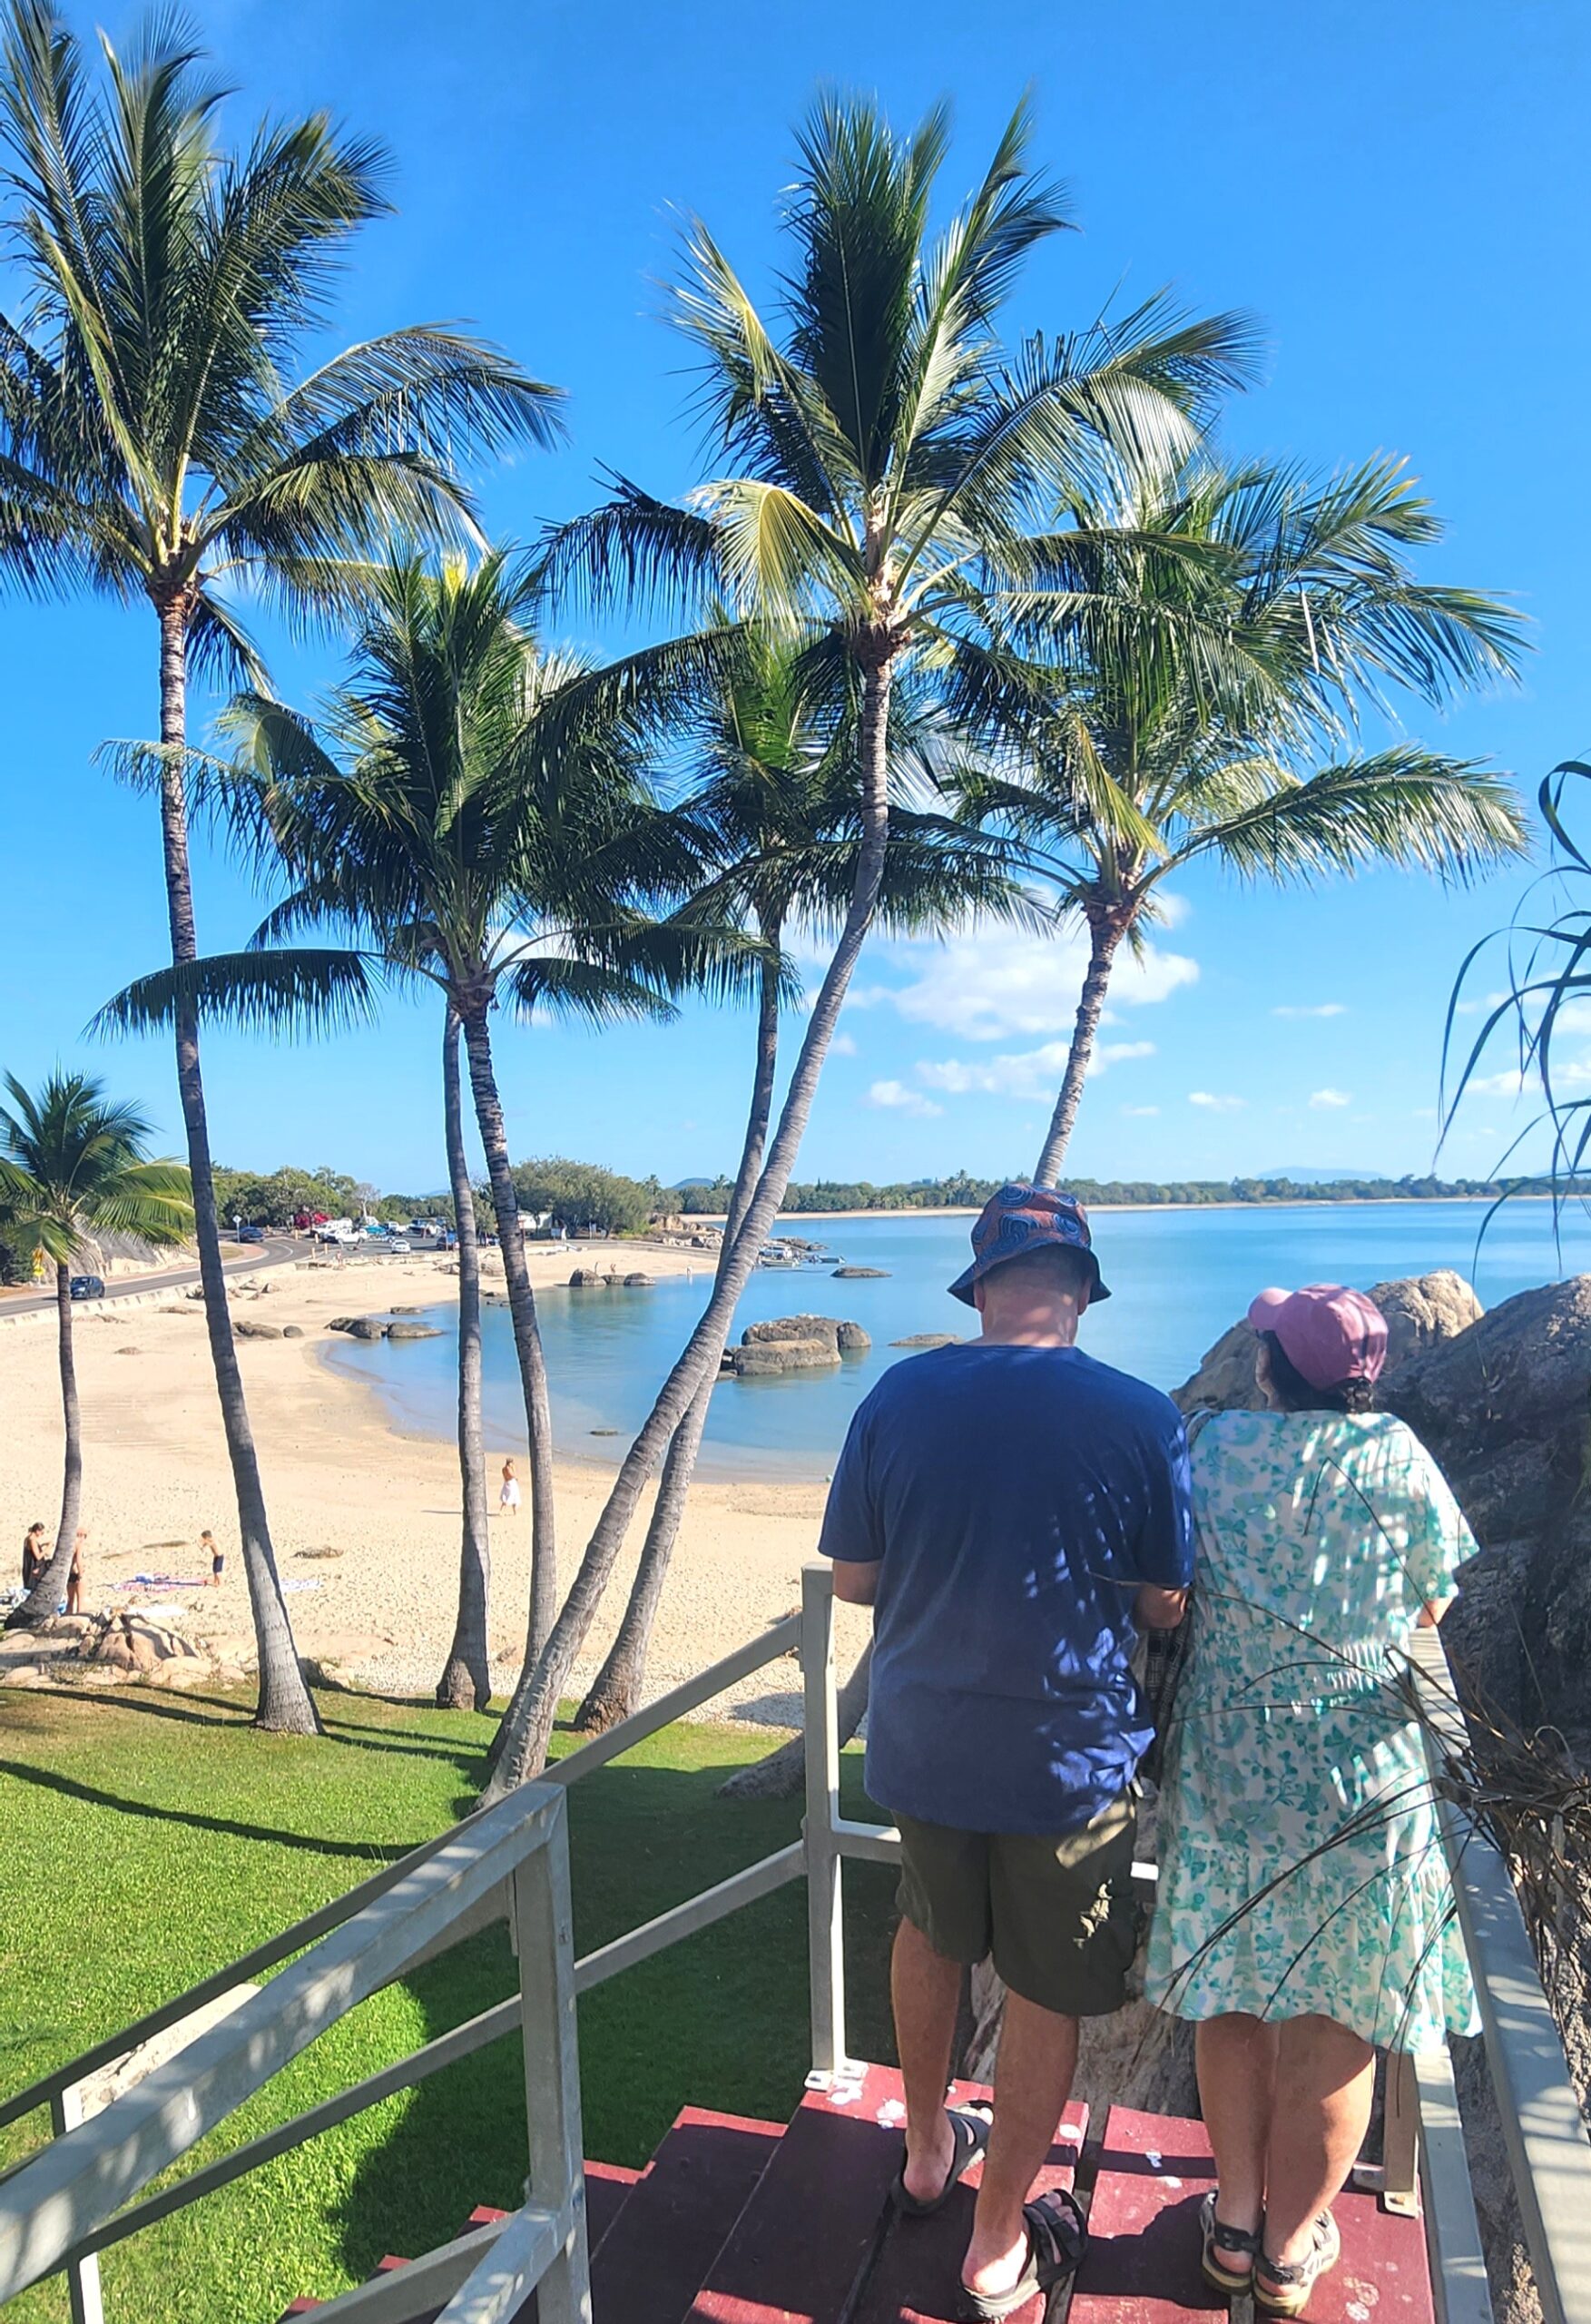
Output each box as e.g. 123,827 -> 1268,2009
9,1571 -> 1591,2324
0,1610 -> 809,2324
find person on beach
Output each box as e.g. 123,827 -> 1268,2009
202,1529 -> 224,1586
820,1185 -> 1193,2321
499,1458 -> 521,1515
65,1527 -> 86,1616
1144,1285 -> 1478,2318
21,1521 -> 46,1592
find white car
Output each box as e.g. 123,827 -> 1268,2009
387,1238 -> 411,1253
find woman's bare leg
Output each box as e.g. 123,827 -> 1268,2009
1196,2014 -> 1278,2249
1263,2014 -> 1374,2266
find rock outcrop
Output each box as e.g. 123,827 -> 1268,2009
232,1318 -> 282,1340
729,1341 -> 840,1376
743,1315 -> 840,1347
385,1321 -> 442,1341
890,1332 -> 963,1348
1173,1269 -> 1481,1415
833,1265 -> 889,1278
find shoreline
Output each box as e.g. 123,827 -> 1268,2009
0,1244 -> 860,1715
735,1195 -> 1557,1223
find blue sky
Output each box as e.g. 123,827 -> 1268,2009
2,0 -> 1586,1191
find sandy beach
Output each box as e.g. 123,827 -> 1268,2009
0,1241 -> 869,1718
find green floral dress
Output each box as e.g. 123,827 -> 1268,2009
1144,1409 -> 1478,2052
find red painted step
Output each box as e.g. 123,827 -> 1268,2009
1069,2106 -> 1223,2324
688,2063 -> 908,2324
855,2083 -> 1088,2324
593,2109 -> 783,2324
1069,2107 -> 1436,2324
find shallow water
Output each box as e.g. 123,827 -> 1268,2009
323,1201 -> 1591,1482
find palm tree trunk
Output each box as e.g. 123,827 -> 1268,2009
574,941 -> 782,1733
457,990 -> 558,1667
153,588 -> 319,1736
1033,917 -> 1125,1187
10,1263 -> 84,1627
436,1007 -> 492,1710
484,649 -> 897,1801
717,1640 -> 873,1801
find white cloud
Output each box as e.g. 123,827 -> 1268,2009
1273,1003 -> 1347,1019
1310,1088 -> 1352,1109
863,1078 -> 942,1118
868,926 -> 1197,1042
917,1039 -> 1154,1104
828,1031 -> 858,1057
1189,1091 -> 1245,1112
1122,1104 -> 1160,1118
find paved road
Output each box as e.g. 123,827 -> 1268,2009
0,1235 -> 309,1318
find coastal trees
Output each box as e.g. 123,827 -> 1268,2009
0,0 -> 559,1730
945,457 -> 1527,1182
0,1072 -> 192,1630
484,92 -> 1256,1796
103,551 -> 745,1705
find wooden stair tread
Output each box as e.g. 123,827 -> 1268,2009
1070,2107 -> 1435,2324
593,2109 -> 783,2324
688,2063 -> 908,2324
855,2085 -> 1088,2324
1069,2105 -> 1223,2324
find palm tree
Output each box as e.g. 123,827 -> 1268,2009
942,455 -> 1528,1184
485,92 -> 1258,1796
575,633 -> 1036,1732
0,1072 -> 192,1630
0,1 -> 559,1730
102,552 -> 752,1704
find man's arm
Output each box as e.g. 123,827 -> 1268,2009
832,1559 -> 882,1607
1135,1583 -> 1188,1630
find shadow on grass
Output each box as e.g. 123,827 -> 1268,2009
326,1752 -> 899,2286
0,1757 -> 437,1860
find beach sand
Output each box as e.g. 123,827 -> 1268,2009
0,1241 -> 868,1720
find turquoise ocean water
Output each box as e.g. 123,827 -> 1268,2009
321,1202 -> 1591,1483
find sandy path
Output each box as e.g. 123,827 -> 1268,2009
0,1242 -> 867,1719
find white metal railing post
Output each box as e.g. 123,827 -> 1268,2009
802,1561 -> 846,2079
511,1792 -> 590,2324
51,2086 -> 104,2324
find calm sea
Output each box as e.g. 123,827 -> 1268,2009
322,1202 -> 1590,1483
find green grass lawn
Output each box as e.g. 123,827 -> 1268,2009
0,1684 -> 898,2324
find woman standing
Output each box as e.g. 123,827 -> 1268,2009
1145,1284 -> 1477,2317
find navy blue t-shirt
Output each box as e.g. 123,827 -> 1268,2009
819,1341 -> 1193,1835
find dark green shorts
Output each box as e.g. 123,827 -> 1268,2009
895,1792 -> 1139,2017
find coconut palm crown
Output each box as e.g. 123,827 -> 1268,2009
0,1070 -> 192,1628
942,453 -> 1529,1181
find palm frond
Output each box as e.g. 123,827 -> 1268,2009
91,947 -> 384,1039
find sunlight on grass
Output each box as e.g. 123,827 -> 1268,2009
0,1687 -> 895,2323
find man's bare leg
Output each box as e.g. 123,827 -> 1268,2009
963,1990 -> 1079,2299
892,1915 -> 963,2204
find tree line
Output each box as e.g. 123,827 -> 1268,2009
0,7 -> 1528,1782
678,1172 -> 1541,1213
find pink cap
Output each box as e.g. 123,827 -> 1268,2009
1247,1283 -> 1387,1391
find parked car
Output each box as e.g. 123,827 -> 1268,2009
69,1275 -> 105,1301
237,1224 -> 265,1245
387,1238 -> 411,1254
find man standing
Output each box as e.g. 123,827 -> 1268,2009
820,1186 -> 1193,2319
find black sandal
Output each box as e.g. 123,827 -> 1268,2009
891,2103 -> 995,2217
1200,2191 -> 1263,2295
958,2188 -> 1088,2321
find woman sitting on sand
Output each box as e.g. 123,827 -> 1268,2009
499,1458 -> 521,1516
1145,1283 -> 1478,2318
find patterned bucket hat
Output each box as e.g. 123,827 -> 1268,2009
948,1183 -> 1111,1307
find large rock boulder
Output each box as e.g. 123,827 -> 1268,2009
385,1321 -> 442,1341
1173,1269 -> 1482,1415
833,1265 -> 889,1278
233,1318 -> 282,1340
743,1315 -> 840,1348
729,1340 -> 841,1377
891,1332 -> 964,1349
836,1321 -> 870,1353
344,1316 -> 387,1340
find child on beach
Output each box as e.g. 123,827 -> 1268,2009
499,1459 -> 521,1515
202,1530 -> 224,1585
